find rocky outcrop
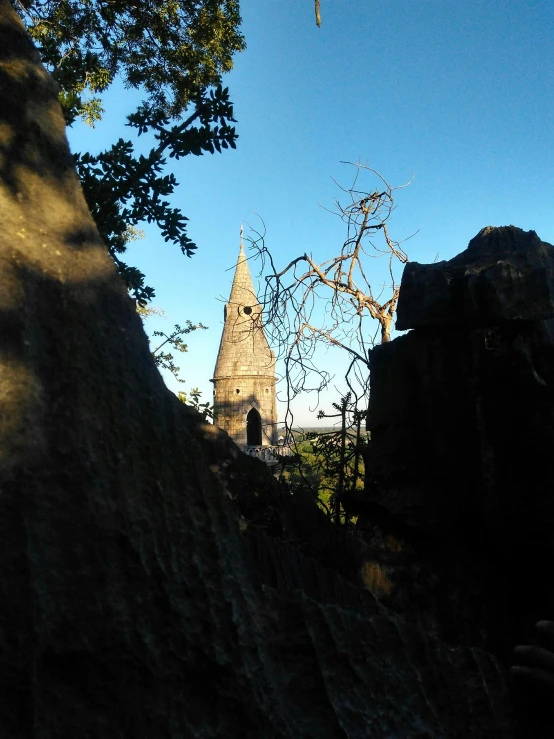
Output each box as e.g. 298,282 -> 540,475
397,226 -> 554,328
363,226 -> 554,735
0,4 -> 515,736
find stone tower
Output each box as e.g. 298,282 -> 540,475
211,238 -> 278,448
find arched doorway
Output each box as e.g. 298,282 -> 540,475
246,408 -> 262,446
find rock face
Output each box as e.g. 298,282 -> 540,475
397,226 -> 554,329
0,4 -> 514,737
363,226 -> 554,737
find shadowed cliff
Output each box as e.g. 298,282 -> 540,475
361,225 -> 554,738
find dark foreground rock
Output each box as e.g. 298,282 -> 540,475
362,226 -> 554,738
397,226 -> 554,329
0,3 -> 514,737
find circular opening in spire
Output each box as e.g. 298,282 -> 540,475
243,306 -> 252,315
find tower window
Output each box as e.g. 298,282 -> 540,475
236,388 -> 240,394
247,408 -> 262,446
243,306 -> 252,315
265,388 -> 269,393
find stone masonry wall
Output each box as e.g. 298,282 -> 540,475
213,375 -> 278,445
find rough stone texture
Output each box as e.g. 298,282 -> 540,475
396,226 -> 554,330
0,5 -> 515,737
362,227 -> 554,738
212,243 -> 278,446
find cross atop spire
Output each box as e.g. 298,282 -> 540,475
229,233 -> 256,309
239,224 -> 245,254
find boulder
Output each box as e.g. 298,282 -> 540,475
396,226 -> 554,330
363,229 -> 554,737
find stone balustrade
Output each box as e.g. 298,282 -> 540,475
242,445 -> 292,464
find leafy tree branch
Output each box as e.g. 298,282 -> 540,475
12,0 -> 245,303
138,305 -> 212,419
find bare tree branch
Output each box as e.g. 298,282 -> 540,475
246,163 -> 416,517
248,162 -> 414,391
315,0 -> 321,27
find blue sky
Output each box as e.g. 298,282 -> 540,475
66,0 -> 554,427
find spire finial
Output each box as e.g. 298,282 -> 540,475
239,224 -> 244,254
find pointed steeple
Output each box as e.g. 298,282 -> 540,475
213,234 -> 275,380
211,229 -> 278,447
226,227 -> 258,313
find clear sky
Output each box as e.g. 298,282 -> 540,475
66,0 -> 554,428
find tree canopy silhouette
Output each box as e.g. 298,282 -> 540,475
11,0 -> 245,302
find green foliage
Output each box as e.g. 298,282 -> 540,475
281,395 -> 368,525
177,388 -> 213,420
14,0 -> 245,303
138,306 -> 213,418
75,85 -> 238,303
16,0 -> 245,120
150,321 -> 208,382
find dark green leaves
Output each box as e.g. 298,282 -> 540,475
13,1 -> 244,303
151,321 -> 208,380
17,0 -> 245,119
74,83 -> 238,303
